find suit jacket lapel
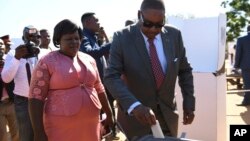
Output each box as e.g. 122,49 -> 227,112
159,28 -> 175,90
133,24 -> 154,79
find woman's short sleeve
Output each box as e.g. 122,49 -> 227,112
29,59 -> 50,101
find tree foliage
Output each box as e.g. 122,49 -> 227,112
221,0 -> 250,41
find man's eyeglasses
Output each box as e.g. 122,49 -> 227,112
140,14 -> 165,29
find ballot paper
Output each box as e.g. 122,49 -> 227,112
151,120 -> 165,138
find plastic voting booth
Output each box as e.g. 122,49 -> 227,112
169,14 -> 227,141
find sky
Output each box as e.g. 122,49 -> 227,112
0,0 -> 226,39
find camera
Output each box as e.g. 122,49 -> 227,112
23,41 -> 40,58
22,26 -> 41,58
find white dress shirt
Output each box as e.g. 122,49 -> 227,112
1,50 -> 39,98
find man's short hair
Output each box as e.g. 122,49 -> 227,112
40,29 -> 48,34
140,0 -> 165,12
0,35 -> 13,45
81,12 -> 95,23
125,20 -> 134,26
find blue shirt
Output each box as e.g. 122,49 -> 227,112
79,28 -> 111,81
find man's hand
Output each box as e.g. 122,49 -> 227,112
183,110 -> 195,125
98,27 -> 109,43
15,45 -> 29,60
132,104 -> 156,126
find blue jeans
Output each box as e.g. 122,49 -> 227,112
14,95 -> 33,141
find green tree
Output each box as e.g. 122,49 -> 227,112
221,0 -> 250,41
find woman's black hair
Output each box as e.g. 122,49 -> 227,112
53,19 -> 82,48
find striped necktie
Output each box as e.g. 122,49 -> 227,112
148,38 -> 165,89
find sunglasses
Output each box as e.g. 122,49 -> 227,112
141,14 -> 165,28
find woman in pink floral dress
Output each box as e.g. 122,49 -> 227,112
28,19 -> 114,141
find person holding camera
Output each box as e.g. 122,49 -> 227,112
1,25 -> 42,141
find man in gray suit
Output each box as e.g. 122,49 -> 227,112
104,0 -> 195,140
235,25 -> 250,106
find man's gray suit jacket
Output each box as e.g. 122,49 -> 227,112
104,23 -> 195,138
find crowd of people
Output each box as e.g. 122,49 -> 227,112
0,0 -> 200,141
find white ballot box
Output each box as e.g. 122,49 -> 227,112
169,14 -> 227,141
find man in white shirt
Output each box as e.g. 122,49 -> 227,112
39,29 -> 55,58
1,25 -> 42,141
